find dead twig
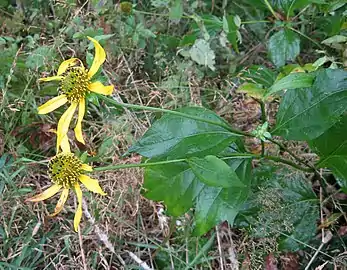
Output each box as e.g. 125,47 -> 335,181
77,224 -> 88,270
127,251 -> 154,270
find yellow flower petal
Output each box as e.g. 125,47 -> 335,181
57,58 -> 84,76
74,183 -> 83,232
25,184 -> 61,202
57,103 -> 78,151
79,174 -> 106,195
60,134 -> 71,153
38,95 -> 68,114
87,36 -> 106,78
74,98 -> 86,144
48,188 -> 69,217
88,81 -> 113,95
81,164 -> 93,172
39,76 -> 64,82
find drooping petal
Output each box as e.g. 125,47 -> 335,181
81,164 -> 93,172
49,188 -> 69,217
57,58 -> 84,76
38,95 -> 68,114
73,183 -> 83,232
87,36 -> 106,78
74,98 -> 86,144
79,174 -> 106,195
60,134 -> 71,153
56,103 -> 78,152
88,81 -> 113,95
39,76 -> 64,82
25,184 -> 61,202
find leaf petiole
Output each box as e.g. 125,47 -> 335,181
95,153 -> 314,173
98,94 -> 252,137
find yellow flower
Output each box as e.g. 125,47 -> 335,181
38,36 -> 113,151
26,137 -> 106,232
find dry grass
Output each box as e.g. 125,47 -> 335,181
1,3 -> 336,270
0,49 -> 318,269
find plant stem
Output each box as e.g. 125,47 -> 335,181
268,138 -> 316,171
258,100 -> 267,156
259,101 -> 266,123
223,153 -> 311,172
288,27 -> 324,49
261,154 -> 313,172
94,153 -> 313,173
263,0 -> 280,20
98,94 -> 252,137
94,158 -> 186,171
242,20 -> 271,24
98,95 -> 315,173
261,141 -> 265,157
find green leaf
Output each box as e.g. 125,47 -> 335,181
188,155 -> 245,188
144,158 -> 251,235
193,159 -> 250,236
189,39 -> 216,71
266,72 -> 315,97
169,0 -> 183,22
25,46 -> 56,70
191,15 -> 223,38
268,29 -> 300,68
144,161 -> 203,216
93,34 -> 115,42
226,15 -> 241,53
322,35 -> 347,45
129,107 -> 239,159
239,65 -> 277,88
271,0 -> 312,13
272,68 -> 347,140
151,0 -> 170,7
237,83 -> 267,99
136,24 -> 157,39
193,183 -> 248,235
180,33 -> 198,46
310,115 -> 347,182
312,56 -> 329,68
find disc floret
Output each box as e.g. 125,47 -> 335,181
48,153 -> 83,188
60,67 -> 90,103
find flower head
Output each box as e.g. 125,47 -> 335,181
38,37 -> 114,152
26,137 -> 106,231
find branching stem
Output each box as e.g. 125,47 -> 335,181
98,95 -> 252,137
95,153 -> 313,173
98,95 -> 315,173
268,138 -> 316,171
257,99 -> 267,156
263,0 -> 280,20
